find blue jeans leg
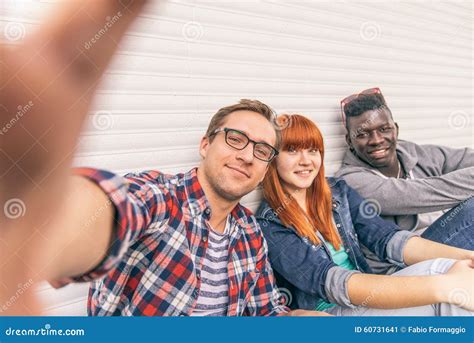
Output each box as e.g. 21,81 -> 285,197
421,196 -> 474,250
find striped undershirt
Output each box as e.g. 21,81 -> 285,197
191,216 -> 231,316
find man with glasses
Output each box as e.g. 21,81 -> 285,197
335,87 -> 473,274
53,99 -> 298,316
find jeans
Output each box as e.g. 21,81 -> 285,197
421,196 -> 474,250
325,258 -> 472,316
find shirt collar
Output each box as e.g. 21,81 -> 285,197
183,168 -> 211,218
183,168 -> 251,231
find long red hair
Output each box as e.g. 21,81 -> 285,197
263,114 -> 341,249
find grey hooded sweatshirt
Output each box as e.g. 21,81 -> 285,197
335,140 -> 474,273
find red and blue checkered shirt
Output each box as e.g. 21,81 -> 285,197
59,167 -> 288,316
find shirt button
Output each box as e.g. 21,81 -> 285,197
204,208 -> 211,215
202,236 -> 208,242
332,203 -> 337,208
336,224 -> 341,228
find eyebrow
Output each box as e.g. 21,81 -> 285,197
355,122 -> 393,134
238,128 -> 274,146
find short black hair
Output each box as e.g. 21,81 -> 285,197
344,93 -> 392,128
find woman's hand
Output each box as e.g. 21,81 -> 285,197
441,259 -> 474,311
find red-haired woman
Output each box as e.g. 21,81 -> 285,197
256,114 -> 474,316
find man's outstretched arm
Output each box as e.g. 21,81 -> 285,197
0,0 -> 148,314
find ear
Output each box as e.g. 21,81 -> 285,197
199,136 -> 210,159
394,122 -> 399,138
345,132 -> 353,150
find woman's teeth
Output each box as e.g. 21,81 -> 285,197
295,170 -> 311,174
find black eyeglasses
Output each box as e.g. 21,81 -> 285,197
209,128 -> 279,162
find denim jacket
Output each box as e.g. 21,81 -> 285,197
255,177 -> 416,310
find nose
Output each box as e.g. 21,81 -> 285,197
299,151 -> 311,165
236,142 -> 254,163
368,130 -> 384,146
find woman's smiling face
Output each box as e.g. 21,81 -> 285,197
276,147 -> 322,194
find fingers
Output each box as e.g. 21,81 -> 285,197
445,260 -> 474,311
1,0 -> 149,200
468,254 -> 474,268
448,259 -> 471,272
34,1 -> 148,87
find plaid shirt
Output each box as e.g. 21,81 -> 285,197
59,167 -> 288,316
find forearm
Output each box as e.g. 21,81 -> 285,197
403,236 -> 474,266
2,0 -> 145,279
0,0 -> 147,315
41,176 -> 115,281
347,273 -> 444,309
344,168 -> 474,215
